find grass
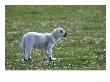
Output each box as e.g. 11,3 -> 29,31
5,5 -> 106,70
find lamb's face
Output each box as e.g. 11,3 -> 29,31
54,27 -> 67,37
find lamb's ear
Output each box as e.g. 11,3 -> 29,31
53,27 -> 61,32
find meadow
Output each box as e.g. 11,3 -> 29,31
5,5 -> 106,70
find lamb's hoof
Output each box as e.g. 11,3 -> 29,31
24,58 -> 31,62
43,57 -> 57,62
24,59 -> 28,62
49,57 -> 56,61
28,58 -> 31,61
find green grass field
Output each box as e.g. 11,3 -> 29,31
5,5 -> 106,70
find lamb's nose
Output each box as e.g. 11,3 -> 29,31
64,32 -> 67,37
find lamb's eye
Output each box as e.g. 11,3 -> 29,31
60,30 -> 63,33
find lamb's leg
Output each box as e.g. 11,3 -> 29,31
45,46 -> 54,61
23,44 -> 32,61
